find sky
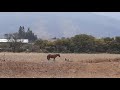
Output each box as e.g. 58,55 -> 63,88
93,12 -> 120,20
0,12 -> 120,20
0,12 -> 120,39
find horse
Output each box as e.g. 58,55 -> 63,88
47,54 -> 60,61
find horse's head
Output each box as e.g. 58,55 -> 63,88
47,54 -> 50,60
57,54 -> 60,57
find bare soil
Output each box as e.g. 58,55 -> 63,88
0,52 -> 120,78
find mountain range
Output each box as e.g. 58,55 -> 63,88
0,12 -> 120,39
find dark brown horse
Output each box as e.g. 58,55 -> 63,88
47,54 -> 60,61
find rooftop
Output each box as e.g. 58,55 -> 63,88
0,39 -> 29,43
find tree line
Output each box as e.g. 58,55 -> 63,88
1,26 -> 120,53
34,34 -> 120,54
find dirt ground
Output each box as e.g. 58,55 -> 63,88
0,52 -> 120,78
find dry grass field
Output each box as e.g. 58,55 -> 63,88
0,52 -> 120,78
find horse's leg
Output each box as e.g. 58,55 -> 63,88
54,58 -> 55,61
47,57 -> 50,60
47,58 -> 49,60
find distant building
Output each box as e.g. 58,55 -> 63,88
47,38 -> 58,42
51,37 -> 57,40
0,39 -> 29,43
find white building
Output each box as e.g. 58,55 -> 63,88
0,39 -> 29,43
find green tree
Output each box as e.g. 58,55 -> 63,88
71,34 -> 95,53
18,26 -> 26,39
115,36 -> 120,43
25,28 -> 37,42
4,33 -> 23,52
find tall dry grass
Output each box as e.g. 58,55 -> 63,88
0,52 -> 120,78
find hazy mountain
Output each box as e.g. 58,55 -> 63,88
1,12 -> 120,39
